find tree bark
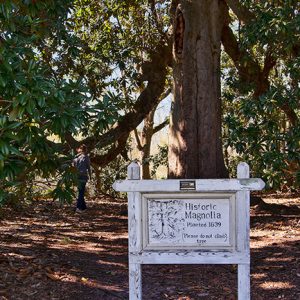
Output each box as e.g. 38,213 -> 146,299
140,109 -> 155,179
135,106 -> 169,179
168,0 -> 228,179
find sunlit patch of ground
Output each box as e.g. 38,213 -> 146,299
0,193 -> 299,299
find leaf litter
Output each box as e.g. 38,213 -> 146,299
0,193 -> 299,299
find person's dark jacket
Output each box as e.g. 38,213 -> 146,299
73,154 -> 91,180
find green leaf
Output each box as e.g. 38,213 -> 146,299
18,94 -> 27,105
28,59 -> 36,72
10,147 -> 23,156
0,141 -> 10,155
0,116 -> 7,126
0,75 -> 7,87
37,96 -> 46,107
26,99 -> 36,114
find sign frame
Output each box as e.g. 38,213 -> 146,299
142,192 -> 236,251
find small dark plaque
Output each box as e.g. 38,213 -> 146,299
180,180 -> 196,190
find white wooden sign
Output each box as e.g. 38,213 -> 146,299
113,162 -> 265,300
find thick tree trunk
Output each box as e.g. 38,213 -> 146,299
168,0 -> 228,179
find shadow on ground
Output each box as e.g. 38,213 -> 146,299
0,195 -> 299,299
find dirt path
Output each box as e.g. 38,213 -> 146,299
0,194 -> 299,300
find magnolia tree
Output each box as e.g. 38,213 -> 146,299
0,0 -> 299,204
168,1 -> 228,179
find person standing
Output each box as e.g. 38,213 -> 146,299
73,144 -> 91,213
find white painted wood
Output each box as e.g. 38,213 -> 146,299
237,163 -> 251,300
127,161 -> 142,300
127,161 -> 142,253
238,264 -> 250,300
128,192 -> 142,252
113,178 -> 265,192
237,162 -> 250,179
129,251 -> 249,264
236,163 -> 251,253
127,160 -> 141,180
129,263 -> 142,300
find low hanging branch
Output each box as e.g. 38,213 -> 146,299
153,117 -> 169,134
84,45 -> 171,150
61,41 -> 172,167
90,133 -> 129,167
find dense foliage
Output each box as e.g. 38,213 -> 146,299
222,0 -> 300,189
0,0 -> 91,204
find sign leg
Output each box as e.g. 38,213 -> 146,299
129,263 -> 142,300
238,264 -> 250,300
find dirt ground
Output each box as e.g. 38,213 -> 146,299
0,193 -> 299,300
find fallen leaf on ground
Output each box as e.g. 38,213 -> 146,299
46,273 -> 59,281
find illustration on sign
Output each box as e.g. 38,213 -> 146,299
146,196 -> 233,248
148,199 -> 186,243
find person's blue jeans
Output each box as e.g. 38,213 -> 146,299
77,177 -> 88,210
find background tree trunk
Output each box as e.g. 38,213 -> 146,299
138,108 -> 156,179
134,103 -> 169,179
168,0 -> 228,179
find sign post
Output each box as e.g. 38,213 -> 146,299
113,162 -> 265,300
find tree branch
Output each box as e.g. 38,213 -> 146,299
64,132 -> 79,149
90,133 -> 129,167
153,117 -> 169,134
133,128 -> 143,151
81,42 -> 172,151
279,104 -> 299,126
160,87 -> 172,101
262,48 -> 277,77
221,23 -> 260,84
221,5 -> 298,125
225,0 -> 255,24
170,0 -> 180,21
62,48 -> 172,161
